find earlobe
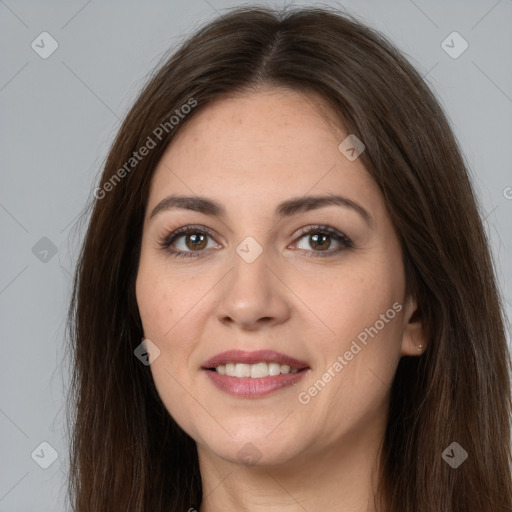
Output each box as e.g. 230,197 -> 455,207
400,295 -> 427,356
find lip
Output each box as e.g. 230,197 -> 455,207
202,349 -> 310,370
201,349 -> 311,398
204,369 -> 310,398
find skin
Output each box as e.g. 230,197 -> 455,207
135,88 -> 426,512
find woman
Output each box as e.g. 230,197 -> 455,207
66,5 -> 512,511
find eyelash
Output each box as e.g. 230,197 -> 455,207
158,224 -> 353,259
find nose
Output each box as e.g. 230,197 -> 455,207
215,246 -> 291,331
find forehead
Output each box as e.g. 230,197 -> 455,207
147,89 -> 381,218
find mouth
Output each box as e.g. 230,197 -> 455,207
201,349 -> 311,398
205,362 -> 307,378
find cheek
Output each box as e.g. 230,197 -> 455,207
136,277 -> 180,361
136,245 -> 211,329
136,268 -> 204,435
135,261 -> 207,373
136,250 -> 184,336
136,272 -> 167,337
301,308 -> 403,441
302,252 -> 404,406
312,257 -> 402,339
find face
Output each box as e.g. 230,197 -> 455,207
135,88 -> 423,468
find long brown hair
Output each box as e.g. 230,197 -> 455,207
65,5 -> 512,511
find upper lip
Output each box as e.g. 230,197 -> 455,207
202,350 -> 310,370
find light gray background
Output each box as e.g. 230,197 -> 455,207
1,0 -> 511,510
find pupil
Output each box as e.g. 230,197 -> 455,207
311,233 -> 329,250
188,233 -> 206,250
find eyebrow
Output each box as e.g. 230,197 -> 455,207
149,194 -> 372,226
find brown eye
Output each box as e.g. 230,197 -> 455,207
307,233 -> 331,251
159,225 -> 219,258
184,233 -> 208,251
293,225 -> 353,256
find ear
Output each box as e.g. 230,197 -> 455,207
400,294 -> 427,356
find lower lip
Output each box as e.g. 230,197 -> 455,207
203,369 -> 309,398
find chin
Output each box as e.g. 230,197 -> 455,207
198,426 -> 306,468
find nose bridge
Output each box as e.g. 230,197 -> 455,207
216,237 -> 289,327
230,237 -> 274,301
226,228 -> 268,275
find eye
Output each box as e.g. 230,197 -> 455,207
292,225 -> 353,257
158,224 -> 353,259
158,225 -> 220,259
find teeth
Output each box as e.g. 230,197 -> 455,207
251,362 -> 268,378
235,363 -> 251,378
215,362 -> 302,378
268,362 -> 281,376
